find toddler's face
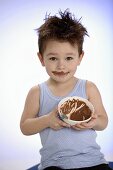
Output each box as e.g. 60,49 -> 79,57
38,40 -> 83,83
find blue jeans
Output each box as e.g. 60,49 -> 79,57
43,164 -> 112,170
27,163 -> 113,170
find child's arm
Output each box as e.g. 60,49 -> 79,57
72,81 -> 108,131
20,86 -> 69,135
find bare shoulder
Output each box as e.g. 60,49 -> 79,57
86,80 -> 108,130
86,80 -> 98,90
86,80 -> 101,100
27,85 -> 40,100
22,85 -> 40,119
86,80 -> 107,116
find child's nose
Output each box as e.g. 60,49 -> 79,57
57,60 -> 65,69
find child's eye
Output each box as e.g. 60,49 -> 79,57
66,57 -> 73,60
49,57 -> 57,61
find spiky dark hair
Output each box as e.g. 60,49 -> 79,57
36,9 -> 88,55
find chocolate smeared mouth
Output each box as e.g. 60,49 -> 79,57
52,71 -> 69,75
60,98 -> 92,121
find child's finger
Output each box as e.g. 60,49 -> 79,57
59,120 -> 70,128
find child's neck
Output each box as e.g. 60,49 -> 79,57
47,77 -> 78,97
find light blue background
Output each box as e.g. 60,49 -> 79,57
0,0 -> 113,169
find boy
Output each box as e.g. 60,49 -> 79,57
20,10 -> 112,170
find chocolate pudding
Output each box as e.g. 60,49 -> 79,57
60,98 -> 92,121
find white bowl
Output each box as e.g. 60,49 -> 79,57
58,96 -> 94,125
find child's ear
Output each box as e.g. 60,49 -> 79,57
78,51 -> 84,65
37,52 -> 45,66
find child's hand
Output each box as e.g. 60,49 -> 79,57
47,108 -> 70,130
71,114 -> 98,130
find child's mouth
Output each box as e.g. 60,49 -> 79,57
52,71 -> 69,76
